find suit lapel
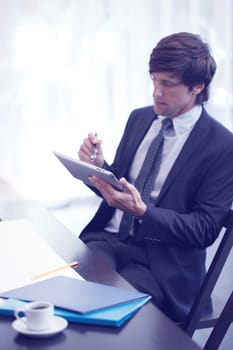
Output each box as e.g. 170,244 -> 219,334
156,110 -> 210,203
120,109 -> 156,176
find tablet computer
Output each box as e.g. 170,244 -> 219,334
53,151 -> 123,191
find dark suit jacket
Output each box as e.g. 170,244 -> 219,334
80,106 -> 233,321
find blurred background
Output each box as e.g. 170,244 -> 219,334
0,0 -> 232,203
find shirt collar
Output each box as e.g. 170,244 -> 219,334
158,105 -> 202,136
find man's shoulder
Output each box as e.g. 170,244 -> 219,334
200,108 -> 233,147
201,108 -> 233,137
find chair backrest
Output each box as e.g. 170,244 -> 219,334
183,209 -> 233,336
204,291 -> 233,350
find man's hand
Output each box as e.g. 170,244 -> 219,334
78,132 -> 104,167
89,176 -> 147,218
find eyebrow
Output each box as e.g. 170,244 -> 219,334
151,72 -> 180,80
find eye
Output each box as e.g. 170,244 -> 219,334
162,80 -> 181,87
162,80 -> 176,87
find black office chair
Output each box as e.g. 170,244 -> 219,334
182,209 -> 233,343
204,290 -> 233,350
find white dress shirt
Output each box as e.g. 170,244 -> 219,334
105,105 -> 202,233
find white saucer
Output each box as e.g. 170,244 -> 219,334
12,316 -> 68,337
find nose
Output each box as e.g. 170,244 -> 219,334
152,83 -> 163,97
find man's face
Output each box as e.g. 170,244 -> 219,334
151,72 -> 203,118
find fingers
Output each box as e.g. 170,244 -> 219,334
88,132 -> 99,146
119,177 -> 134,192
89,176 -> 121,207
118,177 -> 147,216
89,176 -> 115,194
90,176 -> 146,216
78,133 -> 103,166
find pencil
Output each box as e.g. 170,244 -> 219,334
32,261 -> 78,280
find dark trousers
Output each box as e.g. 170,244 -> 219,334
82,231 -> 165,310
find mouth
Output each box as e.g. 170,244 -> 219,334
155,100 -> 166,107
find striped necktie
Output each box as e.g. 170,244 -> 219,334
119,118 -> 173,240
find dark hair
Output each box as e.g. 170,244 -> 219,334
149,32 -> 217,104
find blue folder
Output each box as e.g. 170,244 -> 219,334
0,296 -> 151,327
0,276 -> 151,327
0,276 -> 151,314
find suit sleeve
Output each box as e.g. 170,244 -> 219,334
136,130 -> 233,249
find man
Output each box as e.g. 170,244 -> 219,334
78,32 -> 233,322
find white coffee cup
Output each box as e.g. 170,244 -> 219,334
14,301 -> 54,331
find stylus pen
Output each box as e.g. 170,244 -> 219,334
90,133 -> 97,160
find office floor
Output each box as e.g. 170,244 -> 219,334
49,196 -> 233,350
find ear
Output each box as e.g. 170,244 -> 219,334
192,83 -> 205,95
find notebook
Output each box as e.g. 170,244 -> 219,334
0,276 -> 150,314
